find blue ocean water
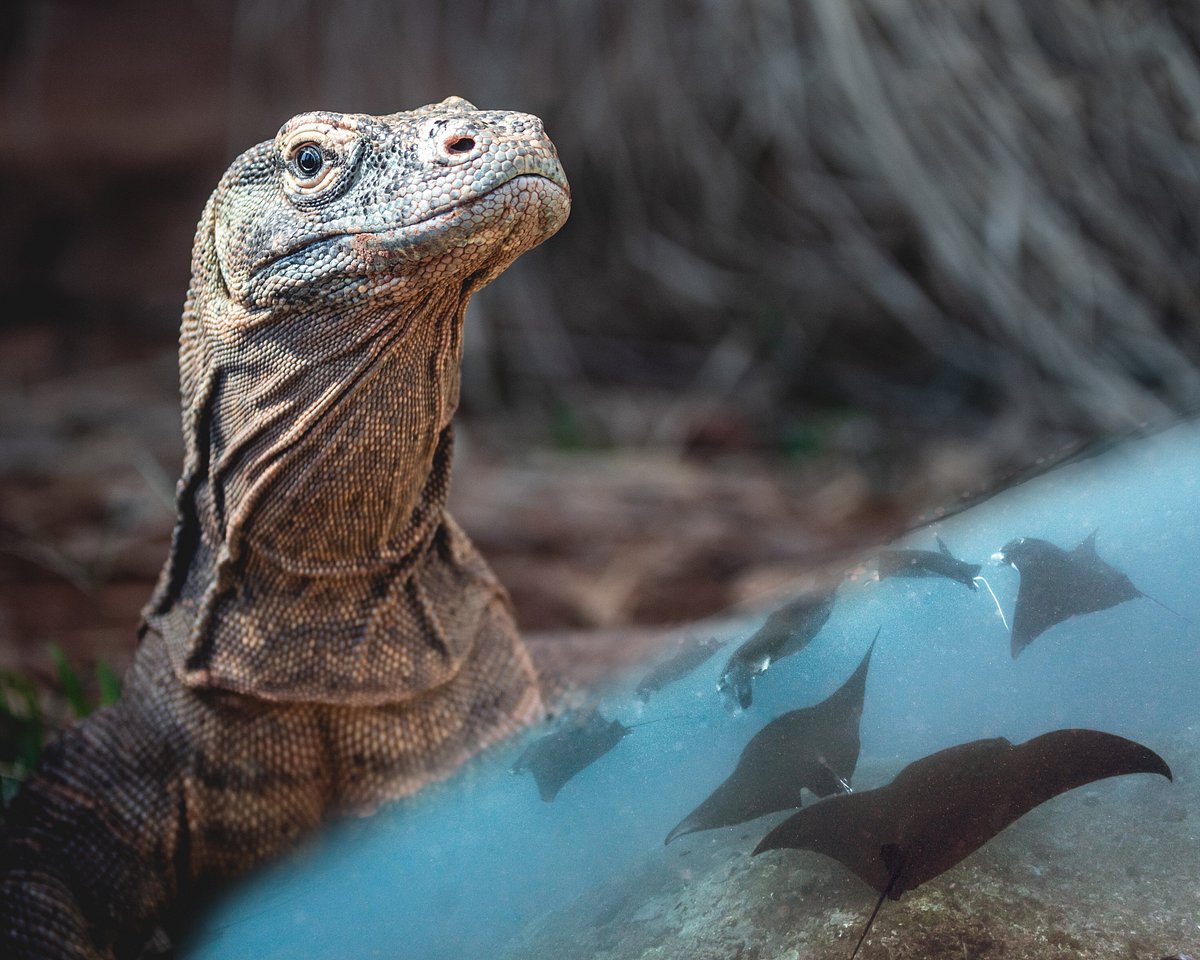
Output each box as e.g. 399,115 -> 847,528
187,422 -> 1200,959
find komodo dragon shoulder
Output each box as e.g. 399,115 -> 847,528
0,96 -> 570,959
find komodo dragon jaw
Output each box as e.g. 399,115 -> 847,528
1,100 -> 567,959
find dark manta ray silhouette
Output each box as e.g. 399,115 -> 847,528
993,531 -> 1172,658
753,729 -> 1172,959
635,635 -> 725,702
665,630 -> 876,845
511,709 -> 632,802
875,535 -> 981,589
717,589 -> 836,710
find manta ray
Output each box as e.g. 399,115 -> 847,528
753,728 -> 1171,958
511,709 -> 632,802
666,631 -> 876,844
635,636 -> 725,702
875,535 -> 981,589
717,589 -> 836,710
992,531 -> 1174,657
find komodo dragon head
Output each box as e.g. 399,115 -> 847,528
143,98 -> 570,704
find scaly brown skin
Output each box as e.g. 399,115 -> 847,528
0,97 -> 570,959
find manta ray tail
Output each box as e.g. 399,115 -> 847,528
850,859 -> 901,960
1141,591 -> 1194,625
624,714 -> 697,730
973,575 -> 1010,631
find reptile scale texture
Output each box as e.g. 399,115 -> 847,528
0,97 -> 570,959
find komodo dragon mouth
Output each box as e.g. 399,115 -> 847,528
348,173 -> 571,270
254,171 -> 570,280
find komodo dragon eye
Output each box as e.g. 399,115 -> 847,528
294,144 -> 324,178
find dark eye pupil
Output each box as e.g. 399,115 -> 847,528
296,145 -> 323,177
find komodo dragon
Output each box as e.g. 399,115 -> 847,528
0,96 -> 570,959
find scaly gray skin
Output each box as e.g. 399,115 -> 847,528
0,97 -> 570,959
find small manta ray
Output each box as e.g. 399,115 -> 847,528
875,535 -> 981,589
717,589 -> 836,711
666,630 -> 876,845
635,635 -> 725,702
753,728 -> 1172,959
992,531 -> 1179,658
511,709 -> 632,802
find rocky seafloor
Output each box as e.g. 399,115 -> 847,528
502,728 -> 1199,960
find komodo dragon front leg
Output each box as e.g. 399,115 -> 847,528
0,97 -> 570,959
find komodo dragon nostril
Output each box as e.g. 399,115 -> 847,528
444,135 -> 476,154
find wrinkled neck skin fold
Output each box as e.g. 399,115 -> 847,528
200,285 -> 466,576
145,229 -> 491,705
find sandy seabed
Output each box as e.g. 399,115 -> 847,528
503,729 -> 1199,960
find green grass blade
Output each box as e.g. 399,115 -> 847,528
48,645 -> 91,719
95,660 -> 122,706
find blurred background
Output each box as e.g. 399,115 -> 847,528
2,0 -> 1200,698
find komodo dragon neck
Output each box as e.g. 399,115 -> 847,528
143,98 -> 571,704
